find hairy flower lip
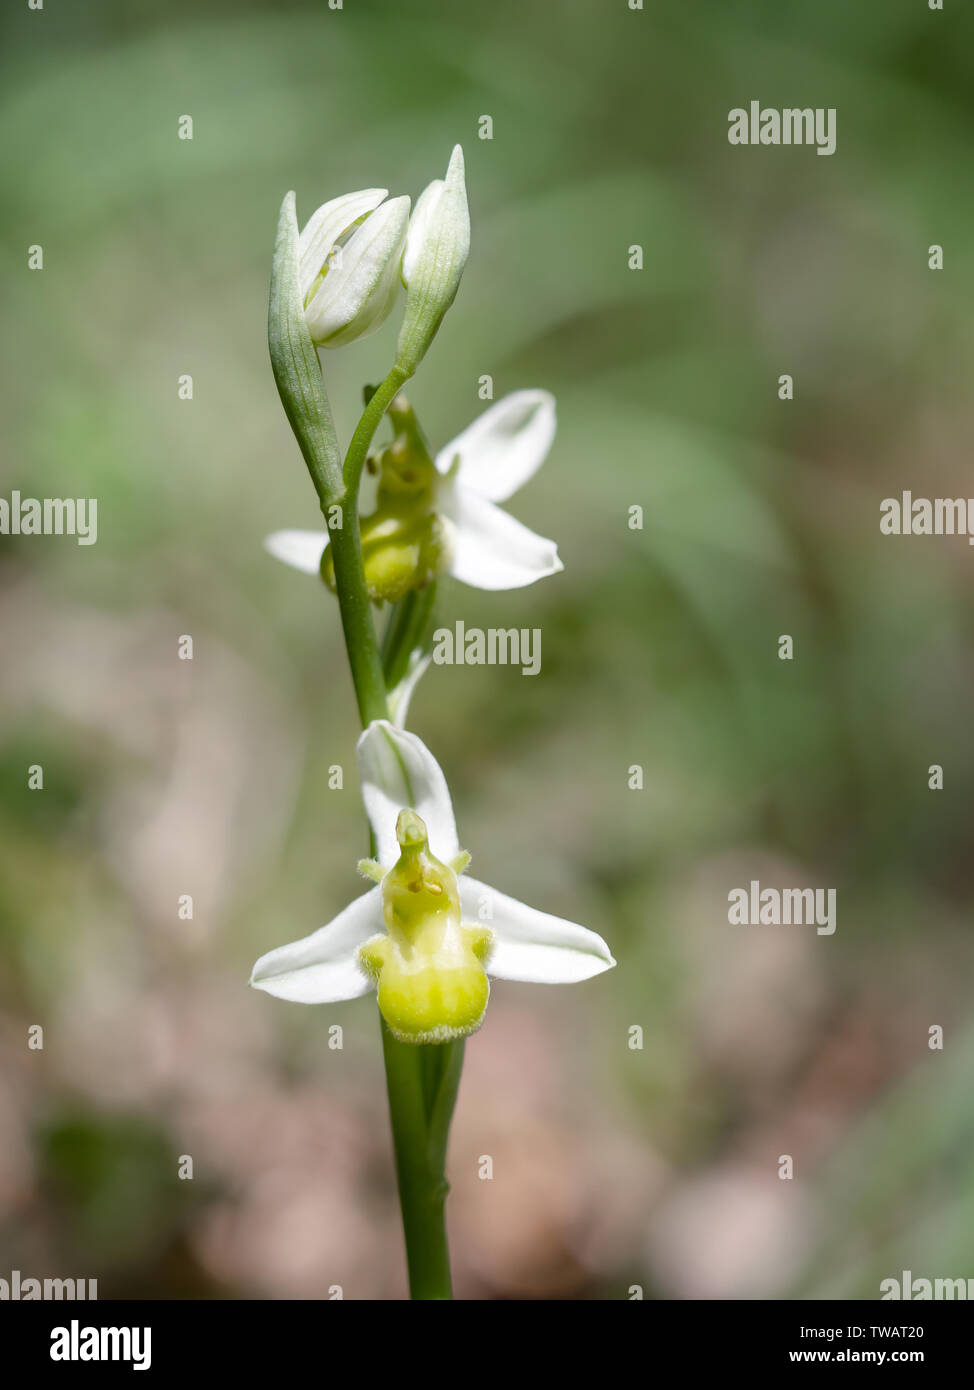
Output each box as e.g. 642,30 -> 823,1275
249,722 -> 615,1022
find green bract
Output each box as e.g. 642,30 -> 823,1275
267,191 -> 344,505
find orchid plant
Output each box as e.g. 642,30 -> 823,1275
254,145 -> 615,1299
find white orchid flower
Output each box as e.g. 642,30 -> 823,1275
250,721 -> 615,1043
298,187 -> 411,348
265,389 -> 563,592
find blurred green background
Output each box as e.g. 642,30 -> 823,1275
2,0 -> 974,1299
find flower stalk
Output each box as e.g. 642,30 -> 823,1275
257,148 -> 613,1302
269,192 -> 457,1290
335,368 -> 457,1291
325,368 -> 459,1298
328,366 -> 408,727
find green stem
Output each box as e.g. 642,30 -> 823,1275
326,365 -> 408,727
381,1020 -> 460,1300
344,366 -> 409,495
323,362 -> 457,1301
423,1037 -> 465,1182
328,515 -> 389,727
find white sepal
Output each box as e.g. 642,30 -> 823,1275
443,488 -> 563,590
436,390 -> 556,503
249,887 -> 383,1003
264,529 -> 328,575
459,878 -> 616,983
357,721 -> 460,868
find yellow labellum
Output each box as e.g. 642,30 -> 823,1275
359,810 -> 491,1043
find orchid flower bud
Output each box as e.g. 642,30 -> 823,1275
395,145 -> 470,375
299,189 -> 410,348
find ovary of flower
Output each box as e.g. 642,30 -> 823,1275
264,389 -> 563,593
359,809 -> 492,1043
318,430 -> 447,602
249,722 -> 615,1044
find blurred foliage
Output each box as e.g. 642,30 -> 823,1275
1,0 -> 974,1299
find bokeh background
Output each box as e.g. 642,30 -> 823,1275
2,0 -> 974,1300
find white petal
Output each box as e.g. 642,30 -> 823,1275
305,196 -> 410,347
460,877 -> 615,983
436,390 -> 557,503
357,720 -> 459,868
445,489 -> 563,590
298,188 -> 388,303
264,529 -> 328,575
249,887 -> 382,1003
